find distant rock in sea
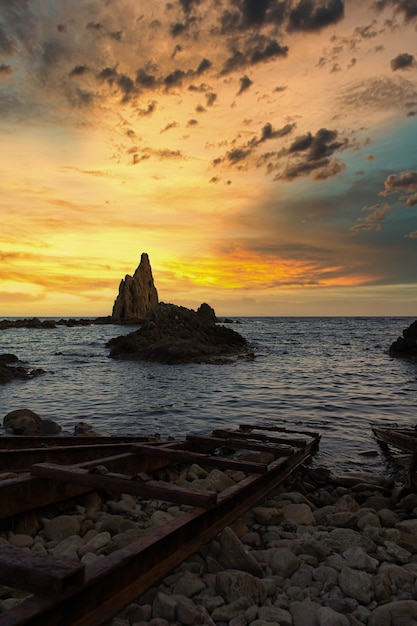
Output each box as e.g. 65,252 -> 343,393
112,252 -> 159,323
107,302 -> 252,364
389,319 -> 417,357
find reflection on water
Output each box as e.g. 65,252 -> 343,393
1,317 -> 416,475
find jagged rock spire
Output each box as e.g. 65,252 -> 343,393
111,253 -> 159,322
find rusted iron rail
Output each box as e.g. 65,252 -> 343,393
0,425 -> 320,626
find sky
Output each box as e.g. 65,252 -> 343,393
0,0 -> 416,317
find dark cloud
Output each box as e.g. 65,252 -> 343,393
178,0 -> 202,15
0,63 -> 13,76
69,65 -> 89,77
196,58 -> 212,75
238,75 -> 253,94
382,170 -> 417,193
274,128 -> 348,180
86,22 -> 103,32
214,121 -> 297,170
135,68 -> 158,89
0,25 -> 14,54
164,68 -> 187,88
241,0 -> 274,26
226,148 -> 252,164
373,0 -> 417,22
66,87 -> 94,108
170,22 -> 186,37
287,0 -> 344,32
390,53 -> 416,71
222,35 -> 288,74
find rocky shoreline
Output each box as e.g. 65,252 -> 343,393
2,462 -> 417,625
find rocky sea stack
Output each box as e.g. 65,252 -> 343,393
107,302 -> 251,364
112,252 -> 159,323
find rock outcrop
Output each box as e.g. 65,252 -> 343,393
389,320 -> 417,357
3,408 -> 61,435
0,354 -> 45,385
112,253 -> 158,323
107,302 -> 251,364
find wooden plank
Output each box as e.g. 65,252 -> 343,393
30,464 -> 217,507
0,545 -> 85,595
131,443 -> 268,473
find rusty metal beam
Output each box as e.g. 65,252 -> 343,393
131,443 -> 269,473
0,545 -> 85,595
30,464 -> 218,507
1,442 -> 315,626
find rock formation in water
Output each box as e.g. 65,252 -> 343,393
0,354 -> 46,385
111,253 -> 159,323
107,302 -> 252,364
389,319 -> 417,357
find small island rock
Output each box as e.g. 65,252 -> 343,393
112,253 -> 159,323
107,302 -> 251,364
389,320 -> 417,357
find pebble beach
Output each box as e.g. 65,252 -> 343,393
2,461 -> 417,625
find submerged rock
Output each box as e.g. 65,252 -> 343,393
107,302 -> 252,364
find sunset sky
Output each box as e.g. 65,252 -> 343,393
1,0 -> 416,317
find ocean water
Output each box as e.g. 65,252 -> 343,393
1,317 -> 416,477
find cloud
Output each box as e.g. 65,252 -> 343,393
238,75 -> 253,94
287,0 -> 345,32
391,52 -> 416,71
373,0 -> 417,23
213,121 -> 297,170
0,62 -> 13,75
383,170 -> 417,192
276,128 -> 349,181
339,76 -> 417,112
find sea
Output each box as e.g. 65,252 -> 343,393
1,316 -> 416,479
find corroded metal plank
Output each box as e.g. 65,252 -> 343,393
131,443 -> 268,473
239,423 -> 320,437
185,433 -> 293,456
1,445 -> 318,626
212,428 -> 309,447
30,464 -> 217,507
0,443 -> 152,472
0,545 -> 85,595
0,475 -> 93,520
0,435 -> 156,450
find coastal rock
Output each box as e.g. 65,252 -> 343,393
107,302 -> 251,364
389,319 -> 417,357
3,409 -> 61,435
112,252 -> 159,323
0,355 -> 46,385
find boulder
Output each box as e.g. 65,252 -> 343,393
107,302 -> 251,364
111,252 -> 158,323
3,409 -> 61,435
389,320 -> 417,357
